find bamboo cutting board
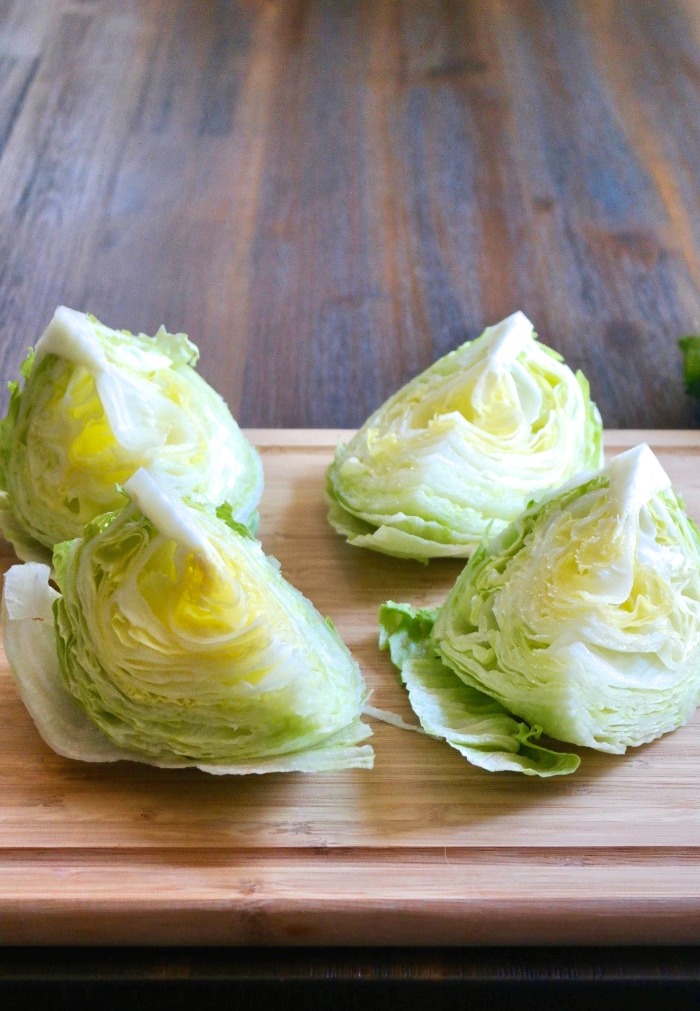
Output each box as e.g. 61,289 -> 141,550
2,429 -> 700,947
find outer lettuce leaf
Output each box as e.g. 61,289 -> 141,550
379,601 -> 579,776
327,311 -> 603,561
0,307 -> 263,561
433,444 -> 700,754
1,470 -> 373,774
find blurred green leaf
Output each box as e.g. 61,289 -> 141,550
679,335 -> 700,398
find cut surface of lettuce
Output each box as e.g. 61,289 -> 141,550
326,311 -> 603,561
0,306 -> 263,562
379,601 -> 579,776
1,469 -> 373,774
433,444 -> 700,754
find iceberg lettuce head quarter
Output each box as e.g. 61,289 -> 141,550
432,444 -> 700,755
0,306 -> 263,561
326,311 -> 603,561
1,469 -> 373,774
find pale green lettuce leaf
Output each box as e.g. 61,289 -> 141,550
379,601 -> 579,776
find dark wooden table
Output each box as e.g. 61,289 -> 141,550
1,1 -> 700,1007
